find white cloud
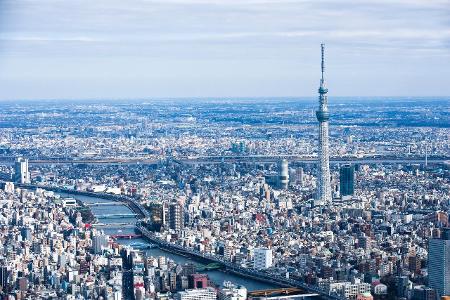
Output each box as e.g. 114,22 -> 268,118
0,0 -> 449,98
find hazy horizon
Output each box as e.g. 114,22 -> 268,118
0,96 -> 448,104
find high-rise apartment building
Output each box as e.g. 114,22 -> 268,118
253,248 -> 273,270
0,266 -> 8,292
93,234 -> 109,254
340,164 -> 355,197
14,157 -> 30,184
297,167 -> 304,185
279,159 -> 289,190
428,228 -> 450,298
169,201 -> 184,232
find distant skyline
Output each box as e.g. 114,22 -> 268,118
0,0 -> 449,100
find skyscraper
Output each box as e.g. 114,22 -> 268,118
428,228 -> 450,298
340,164 -> 355,197
296,167 -> 304,185
316,44 -> 332,203
0,266 -> 8,292
14,157 -> 30,184
278,159 -> 289,190
169,201 -> 184,232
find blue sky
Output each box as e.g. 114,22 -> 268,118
0,0 -> 449,100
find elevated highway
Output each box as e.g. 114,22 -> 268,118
175,155 -> 447,165
0,155 -> 447,166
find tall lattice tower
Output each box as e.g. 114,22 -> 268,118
316,44 -> 332,203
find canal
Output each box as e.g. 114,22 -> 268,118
60,193 -> 278,291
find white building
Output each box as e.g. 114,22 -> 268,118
319,279 -> 371,300
253,248 -> 273,270
218,281 -> 247,300
174,287 -> 217,300
3,182 -> 14,193
14,157 -> 30,184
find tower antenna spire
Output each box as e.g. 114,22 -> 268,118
321,43 -> 325,81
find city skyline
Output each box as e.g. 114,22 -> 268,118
0,98 -> 448,299
0,1 -> 449,299
0,0 -> 449,100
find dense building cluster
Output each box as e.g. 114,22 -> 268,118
0,98 -> 449,300
0,184 -> 250,300
6,154 -> 449,299
0,186 -> 125,299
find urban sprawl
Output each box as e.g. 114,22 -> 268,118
0,60 -> 449,300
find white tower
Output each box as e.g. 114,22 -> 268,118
316,44 -> 332,203
279,159 -> 289,190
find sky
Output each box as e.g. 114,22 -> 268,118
0,0 -> 449,100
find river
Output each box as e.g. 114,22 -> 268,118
60,193 -> 277,291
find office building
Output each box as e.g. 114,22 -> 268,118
340,164 -> 355,197
413,286 -> 436,300
0,266 -> 8,292
428,228 -> 450,299
296,167 -> 304,185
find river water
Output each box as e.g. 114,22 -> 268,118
60,193 -> 277,291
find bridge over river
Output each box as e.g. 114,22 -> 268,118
96,213 -> 137,219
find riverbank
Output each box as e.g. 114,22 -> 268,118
20,184 -> 339,298
56,191 -> 279,291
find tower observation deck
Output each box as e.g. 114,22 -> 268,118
316,44 -> 332,203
